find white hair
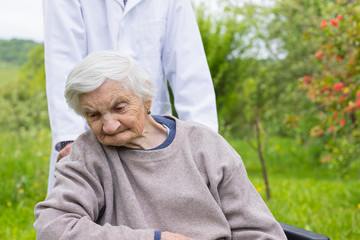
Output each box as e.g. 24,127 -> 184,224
65,51 -> 156,116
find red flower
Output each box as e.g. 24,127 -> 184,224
333,111 -> 338,120
340,119 -> 345,126
304,75 -> 310,84
337,15 -> 343,21
334,54 -> 342,61
333,82 -> 343,92
315,50 -> 324,60
339,96 -> 345,103
330,19 -> 338,26
321,155 -> 331,163
357,91 -> 360,99
320,20 -> 327,27
329,125 -> 334,131
318,129 -> 323,135
350,58 -> 355,63
356,99 -> 360,109
348,104 -> 354,112
322,86 -> 331,92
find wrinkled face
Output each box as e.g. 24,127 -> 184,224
79,79 -> 150,147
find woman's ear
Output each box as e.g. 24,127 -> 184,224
144,100 -> 152,113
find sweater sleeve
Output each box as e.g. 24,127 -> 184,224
204,134 -> 287,240
220,158 -> 286,239
34,155 -> 155,239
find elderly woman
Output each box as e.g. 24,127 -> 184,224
34,51 -> 287,240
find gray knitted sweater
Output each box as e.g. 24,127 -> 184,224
34,117 -> 286,240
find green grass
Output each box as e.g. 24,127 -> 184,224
0,129 -> 50,240
0,61 -> 18,86
0,130 -> 359,239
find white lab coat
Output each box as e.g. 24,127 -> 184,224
43,0 -> 218,192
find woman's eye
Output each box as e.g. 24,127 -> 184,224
115,103 -> 126,112
86,112 -> 99,118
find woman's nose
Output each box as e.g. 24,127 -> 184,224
102,113 -> 120,134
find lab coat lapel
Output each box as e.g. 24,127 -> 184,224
112,0 -> 124,8
123,0 -> 143,17
105,0 -> 124,49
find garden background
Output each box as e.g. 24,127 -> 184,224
0,0 -> 359,239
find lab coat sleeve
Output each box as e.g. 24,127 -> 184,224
43,0 -> 88,145
162,0 -> 218,132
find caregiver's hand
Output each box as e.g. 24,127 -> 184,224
57,142 -> 73,162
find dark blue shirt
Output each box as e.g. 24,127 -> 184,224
150,115 -> 176,150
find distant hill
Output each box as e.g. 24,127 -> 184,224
0,39 -> 40,66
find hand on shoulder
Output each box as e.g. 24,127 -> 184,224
57,142 -> 74,162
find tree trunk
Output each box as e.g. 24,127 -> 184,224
254,106 -> 271,201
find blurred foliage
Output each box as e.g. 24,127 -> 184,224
298,0 -> 360,174
0,62 -> 18,86
0,40 -> 50,240
196,0 -> 326,138
196,0 -> 282,140
0,44 -> 49,135
0,39 -> 39,66
0,129 -> 51,240
196,0 -> 360,175
250,0 -> 337,138
196,0 -> 256,135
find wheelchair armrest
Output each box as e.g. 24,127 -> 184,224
279,222 -> 330,240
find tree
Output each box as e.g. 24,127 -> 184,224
195,1 -> 275,199
0,44 -> 48,134
299,0 -> 360,176
195,0 -> 258,133
259,0 -> 336,138
0,39 -> 39,66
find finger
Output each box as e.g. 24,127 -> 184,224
56,143 -> 73,162
56,152 -> 64,162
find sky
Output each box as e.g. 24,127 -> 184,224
0,0 -> 43,42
